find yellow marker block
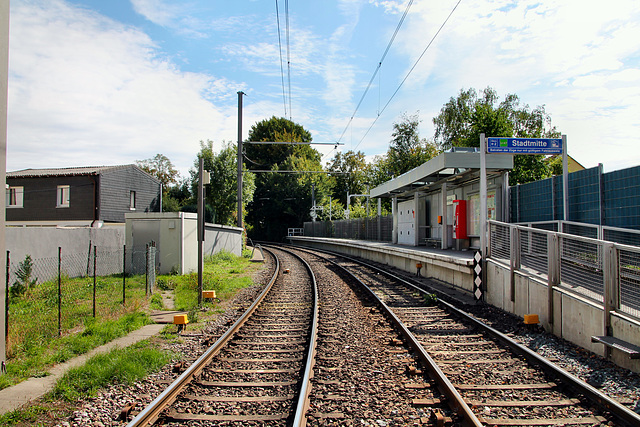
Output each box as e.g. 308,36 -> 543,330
524,314 -> 539,325
203,290 -> 217,299
173,314 -> 189,325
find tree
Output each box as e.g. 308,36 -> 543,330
136,154 -> 179,189
326,150 -> 368,206
189,140 -> 255,226
432,87 -> 560,184
387,112 -> 439,177
245,117 -> 321,241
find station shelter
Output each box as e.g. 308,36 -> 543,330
370,148 -> 514,250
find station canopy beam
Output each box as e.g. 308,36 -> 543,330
370,149 -> 514,201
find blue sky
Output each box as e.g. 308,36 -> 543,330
7,0 -> 640,178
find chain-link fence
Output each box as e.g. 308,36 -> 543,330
5,243 -> 157,356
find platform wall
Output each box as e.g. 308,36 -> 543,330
288,237 -> 474,293
487,259 -> 640,373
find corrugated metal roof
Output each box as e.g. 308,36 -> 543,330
7,165 -> 132,178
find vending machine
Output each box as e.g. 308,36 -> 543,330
452,199 -> 467,239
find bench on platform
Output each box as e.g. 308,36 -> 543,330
423,237 -> 441,248
591,335 -> 640,359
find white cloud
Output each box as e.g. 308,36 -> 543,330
8,0 -> 240,177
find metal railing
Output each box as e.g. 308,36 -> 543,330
303,215 -> 393,242
489,220 -> 640,319
516,220 -> 640,247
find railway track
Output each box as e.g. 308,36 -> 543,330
126,247 -> 318,426
288,245 -> 640,427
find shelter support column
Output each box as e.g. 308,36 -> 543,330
441,182 -> 448,250
392,197 -> 398,244
413,193 -> 420,246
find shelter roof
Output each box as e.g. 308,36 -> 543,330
370,150 -> 513,200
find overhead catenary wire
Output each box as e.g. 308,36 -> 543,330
285,0 -> 292,122
335,0 -> 415,147
275,0 -> 288,118
353,0 -> 463,151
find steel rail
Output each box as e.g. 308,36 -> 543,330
293,246 -> 482,427
264,244 -> 319,427
301,246 -> 640,427
126,248 -> 280,427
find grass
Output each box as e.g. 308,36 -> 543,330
0,339 -> 173,426
0,311 -> 151,390
0,248 -> 264,424
171,250 -> 258,313
51,339 -> 172,401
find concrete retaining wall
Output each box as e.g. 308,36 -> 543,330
487,259 -> 640,373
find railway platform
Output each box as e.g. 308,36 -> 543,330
288,236 -> 476,295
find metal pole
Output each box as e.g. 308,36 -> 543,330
122,245 -> 126,306
237,91 -> 245,229
198,158 -> 204,307
5,251 -> 8,349
145,243 -> 149,297
93,246 -> 97,318
480,133 -> 487,257
58,247 -> 62,337
562,134 -> 568,221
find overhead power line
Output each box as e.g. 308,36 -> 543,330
285,0 -> 292,121
335,0 -> 415,146
353,0 -> 463,151
275,0 -> 287,118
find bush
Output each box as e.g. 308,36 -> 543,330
11,255 -> 37,297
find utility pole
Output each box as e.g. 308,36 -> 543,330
237,91 -> 245,229
197,158 -> 210,306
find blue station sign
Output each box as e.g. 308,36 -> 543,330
487,137 -> 563,154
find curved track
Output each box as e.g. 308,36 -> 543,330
288,245 -> 640,427
126,247 -> 318,426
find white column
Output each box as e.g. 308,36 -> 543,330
392,197 -> 398,244
441,182 -> 448,249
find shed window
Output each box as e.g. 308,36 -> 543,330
130,191 -> 136,210
57,185 -> 70,208
7,186 -> 23,208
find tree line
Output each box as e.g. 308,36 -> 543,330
137,87 -> 564,241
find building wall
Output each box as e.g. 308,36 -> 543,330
6,175 -> 96,222
99,166 -> 161,223
6,225 -> 125,263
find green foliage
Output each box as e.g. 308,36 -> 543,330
432,87 -> 561,185
51,340 -> 171,401
0,404 -> 61,426
190,140 -> 256,226
136,153 -> 180,189
171,250 -> 258,312
423,293 -> 438,306
11,255 -> 37,297
387,112 -> 439,177
245,117 -> 322,241
149,293 -> 163,310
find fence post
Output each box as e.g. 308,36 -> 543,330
547,234 -> 560,327
603,243 -> 619,358
145,243 -> 149,297
58,247 -> 62,337
509,226 -> 520,303
5,251 -> 9,349
93,245 -> 97,318
122,245 -> 126,306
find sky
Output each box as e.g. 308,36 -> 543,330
6,0 -> 640,179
